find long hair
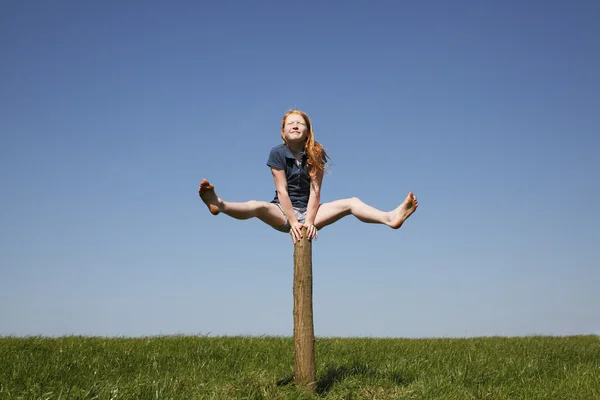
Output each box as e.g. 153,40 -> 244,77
280,109 -> 329,180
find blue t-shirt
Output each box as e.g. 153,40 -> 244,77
266,144 -> 311,208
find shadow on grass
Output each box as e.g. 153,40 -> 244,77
277,361 -> 414,396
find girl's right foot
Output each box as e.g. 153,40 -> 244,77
198,179 -> 222,215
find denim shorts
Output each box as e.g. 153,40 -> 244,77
272,203 -> 307,233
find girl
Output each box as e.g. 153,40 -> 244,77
198,109 -> 418,244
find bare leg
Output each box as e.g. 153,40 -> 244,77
314,193 -> 418,230
198,179 -> 286,227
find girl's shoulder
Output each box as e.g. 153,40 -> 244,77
269,143 -> 292,157
270,143 -> 287,152
267,143 -> 291,169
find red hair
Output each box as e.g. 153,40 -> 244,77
280,109 -> 329,180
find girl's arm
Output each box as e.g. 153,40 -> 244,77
271,168 -> 303,242
304,168 -> 323,239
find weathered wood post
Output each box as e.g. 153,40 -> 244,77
293,226 -> 316,392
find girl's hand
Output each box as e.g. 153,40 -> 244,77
290,222 -> 304,244
304,223 -> 318,241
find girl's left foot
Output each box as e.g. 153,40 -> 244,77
389,192 -> 418,229
198,179 -> 222,215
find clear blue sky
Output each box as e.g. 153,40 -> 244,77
1,1 -> 599,338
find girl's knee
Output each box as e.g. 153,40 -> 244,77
349,197 -> 362,206
249,201 -> 278,218
246,200 -> 266,210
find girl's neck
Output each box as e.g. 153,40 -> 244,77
287,142 -> 305,154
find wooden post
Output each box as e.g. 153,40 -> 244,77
293,226 -> 316,392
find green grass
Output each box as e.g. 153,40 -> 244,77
1,335 -> 599,399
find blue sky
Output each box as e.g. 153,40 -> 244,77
1,1 -> 599,338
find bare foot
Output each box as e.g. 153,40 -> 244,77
198,179 -> 222,215
389,192 -> 418,229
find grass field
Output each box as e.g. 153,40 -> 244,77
1,335 -> 599,399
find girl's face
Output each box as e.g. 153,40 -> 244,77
283,113 -> 309,144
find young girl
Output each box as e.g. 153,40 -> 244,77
198,109 -> 418,244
